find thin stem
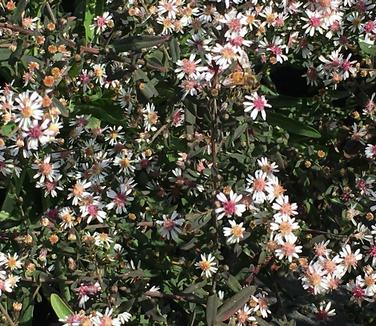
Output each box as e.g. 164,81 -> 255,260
0,302 -> 16,326
45,2 -> 57,25
0,23 -> 100,54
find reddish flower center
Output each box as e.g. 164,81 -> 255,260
114,193 -> 126,206
87,204 -> 98,217
352,286 -> 365,298
253,178 -> 266,191
228,19 -> 241,31
163,219 -> 176,231
29,125 -> 42,138
310,16 -> 321,27
182,59 -> 197,74
253,97 -> 266,111
223,200 -> 236,215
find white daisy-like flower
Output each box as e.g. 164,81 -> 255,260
272,195 -> 298,218
223,220 -> 246,244
195,253 -> 217,278
143,103 -> 159,132
301,263 -> 329,295
156,211 -> 184,241
270,215 -> 300,242
215,191 -> 246,220
365,144 -> 376,159
175,54 -> 207,80
243,92 -> 271,120
14,90 -> 43,129
246,170 -> 268,204
275,238 -> 302,262
339,244 -> 363,273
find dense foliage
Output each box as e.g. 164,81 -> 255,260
0,0 -> 375,325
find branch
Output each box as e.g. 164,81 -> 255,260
143,290 -> 205,304
45,2 -> 57,25
0,22 -> 38,36
0,302 -> 16,326
0,23 -> 101,55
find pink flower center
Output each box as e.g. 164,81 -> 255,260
369,245 -> 376,257
231,36 -> 244,47
114,193 -> 126,206
253,97 -> 266,111
39,162 -> 52,175
96,17 -> 106,27
80,73 -> 90,84
223,200 -> 236,215
307,67 -> 318,80
364,21 -> 375,33
228,19 -> 241,31
253,178 -> 266,191
317,310 -> 329,320
29,125 -> 42,139
182,59 -> 197,74
87,204 -> 98,217
342,60 -> 351,71
280,203 -> 293,216
163,219 -> 176,231
45,180 -> 56,191
282,242 -> 295,256
352,286 -> 365,298
270,45 -> 282,56
310,16 -> 321,27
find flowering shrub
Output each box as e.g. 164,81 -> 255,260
0,0 -> 375,325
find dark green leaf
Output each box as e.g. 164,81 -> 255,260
112,35 -> 171,52
216,286 -> 256,322
268,112 -> 321,138
206,294 -> 218,326
169,37 -> 180,63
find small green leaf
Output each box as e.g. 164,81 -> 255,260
84,0 -> 96,44
0,123 -> 17,137
359,39 -> 376,56
227,275 -> 242,293
87,116 -> 101,129
50,293 -> 73,319
232,123 -> 247,143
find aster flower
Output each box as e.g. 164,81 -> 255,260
339,244 -> 362,273
143,103 -> 159,132
246,170 -> 268,204
14,90 -> 43,129
215,191 -> 246,220
313,301 -> 336,320
195,253 -> 217,278
92,12 -> 113,34
365,144 -> 376,159
234,304 -> 256,326
156,211 -> 184,241
243,92 -> 271,120
175,54 -> 207,80
272,195 -> 298,219
275,238 -> 302,262
270,215 -> 300,243
223,220 -> 246,244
